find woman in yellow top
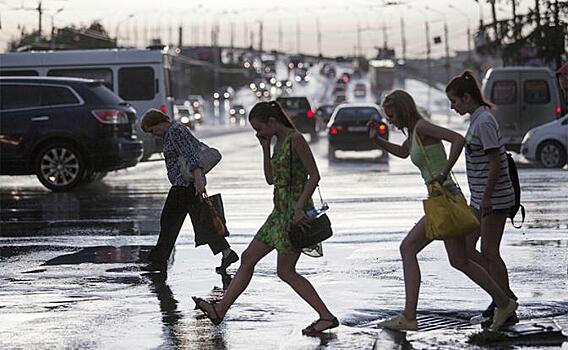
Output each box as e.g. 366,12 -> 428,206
370,90 -> 517,331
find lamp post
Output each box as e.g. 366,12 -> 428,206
50,7 -> 63,49
424,6 -> 450,81
115,14 -> 134,47
448,4 -> 472,62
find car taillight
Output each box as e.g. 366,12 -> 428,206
161,104 -> 168,113
91,110 -> 129,124
378,123 -> 387,135
329,126 -> 343,135
306,110 -> 315,119
556,105 -> 562,117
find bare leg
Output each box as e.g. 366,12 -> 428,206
400,217 -> 431,321
479,213 -> 512,295
213,239 -> 273,317
444,237 -> 510,308
276,250 -> 335,320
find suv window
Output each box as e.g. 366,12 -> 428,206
0,84 -> 79,110
88,83 -> 124,105
524,80 -> 550,104
0,70 -> 39,76
118,67 -> 155,100
276,97 -> 310,110
0,84 -> 41,110
491,80 -> 517,104
48,68 -> 113,90
335,107 -> 380,122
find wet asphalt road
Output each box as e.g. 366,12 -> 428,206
1,74 -> 568,349
1,119 -> 568,349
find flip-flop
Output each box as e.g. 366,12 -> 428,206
192,296 -> 223,325
302,317 -> 340,335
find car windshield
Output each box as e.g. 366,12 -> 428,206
335,107 -> 380,122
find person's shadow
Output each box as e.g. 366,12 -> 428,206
145,271 -> 232,349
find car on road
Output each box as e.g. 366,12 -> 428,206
173,104 -> 196,130
0,77 -> 143,191
482,66 -> 566,152
229,104 -> 247,124
275,96 -> 317,141
521,113 -> 568,168
315,104 -> 335,131
187,95 -> 205,124
327,103 -> 389,161
354,83 -> 367,98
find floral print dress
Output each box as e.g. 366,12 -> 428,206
255,132 -> 322,257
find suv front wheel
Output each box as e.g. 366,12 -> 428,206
35,142 -> 86,191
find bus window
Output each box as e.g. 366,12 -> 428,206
118,67 -> 155,100
0,70 -> 39,76
48,68 -> 113,90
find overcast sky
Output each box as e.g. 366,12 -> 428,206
0,0 -> 537,58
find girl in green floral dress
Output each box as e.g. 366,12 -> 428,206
193,101 -> 338,335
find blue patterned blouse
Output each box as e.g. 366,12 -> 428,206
163,121 -> 201,186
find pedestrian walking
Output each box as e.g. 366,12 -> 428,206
192,101 -> 339,335
371,90 -> 517,331
446,70 -> 519,327
139,109 -> 238,274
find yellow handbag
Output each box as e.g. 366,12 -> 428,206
415,133 -> 480,240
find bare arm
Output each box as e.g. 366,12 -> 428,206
416,120 -> 465,181
367,120 -> 410,158
291,133 -> 320,219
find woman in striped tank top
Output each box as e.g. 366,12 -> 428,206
446,70 -> 519,328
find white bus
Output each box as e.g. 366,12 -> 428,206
0,48 -> 175,158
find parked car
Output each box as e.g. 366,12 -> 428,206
229,104 -> 247,124
521,113 -> 568,168
275,96 -> 317,141
354,83 -> 367,98
327,103 -> 389,161
482,67 -> 567,152
173,104 -> 196,130
0,77 -> 143,191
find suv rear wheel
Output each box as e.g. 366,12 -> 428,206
35,143 -> 86,191
537,140 -> 566,168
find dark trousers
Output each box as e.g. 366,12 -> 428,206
149,186 -> 230,263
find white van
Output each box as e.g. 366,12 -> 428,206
482,67 -> 566,152
0,48 -> 175,158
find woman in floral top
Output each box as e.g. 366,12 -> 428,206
193,101 -> 338,335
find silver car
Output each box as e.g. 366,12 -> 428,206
521,113 -> 568,168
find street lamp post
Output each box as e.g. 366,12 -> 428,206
115,14 -> 134,47
424,6 -> 450,82
50,7 -> 63,49
448,4 -> 472,62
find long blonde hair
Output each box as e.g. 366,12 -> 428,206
382,90 -> 423,132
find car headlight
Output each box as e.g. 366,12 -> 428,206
194,113 -> 201,120
180,116 -> 190,124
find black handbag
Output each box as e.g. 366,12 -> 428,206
193,192 -> 229,247
286,137 -> 332,249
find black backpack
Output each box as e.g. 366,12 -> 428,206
506,152 -> 525,228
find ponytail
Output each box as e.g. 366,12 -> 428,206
249,101 -> 297,129
446,70 -> 493,108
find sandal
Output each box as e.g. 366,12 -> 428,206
302,317 -> 340,335
192,296 -> 223,325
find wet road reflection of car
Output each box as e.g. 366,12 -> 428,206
327,103 -> 389,161
0,77 -> 143,191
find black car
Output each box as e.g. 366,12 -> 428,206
327,104 -> 389,161
276,96 -> 317,141
0,77 -> 143,191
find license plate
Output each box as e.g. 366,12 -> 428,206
348,126 -> 368,132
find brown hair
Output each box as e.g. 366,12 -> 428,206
248,101 -> 296,129
382,90 -> 423,130
141,109 -> 170,132
446,70 -> 493,108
